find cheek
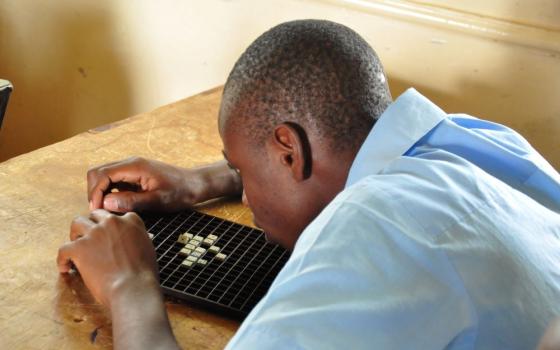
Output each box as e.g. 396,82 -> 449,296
244,188 -> 270,217
239,165 -> 290,230
243,183 -> 277,223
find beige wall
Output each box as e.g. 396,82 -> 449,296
0,0 -> 559,169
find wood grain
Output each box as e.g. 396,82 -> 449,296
0,87 -> 253,349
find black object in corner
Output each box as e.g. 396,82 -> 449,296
0,80 -> 13,130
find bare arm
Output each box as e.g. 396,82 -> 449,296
57,157 -> 242,348
193,159 -> 243,204
110,272 -> 180,350
87,157 -> 242,213
57,210 -> 180,350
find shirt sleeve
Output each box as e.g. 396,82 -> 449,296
225,184 -> 476,350
410,115 -> 560,213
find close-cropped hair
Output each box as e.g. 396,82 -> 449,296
220,19 -> 393,153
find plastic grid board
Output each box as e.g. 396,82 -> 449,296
141,209 -> 290,320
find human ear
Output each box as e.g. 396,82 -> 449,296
271,122 -> 312,181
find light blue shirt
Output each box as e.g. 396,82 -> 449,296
226,88 -> 560,349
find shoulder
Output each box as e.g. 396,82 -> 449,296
327,151 -> 493,239
226,161 -> 477,349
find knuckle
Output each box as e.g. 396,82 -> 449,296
86,167 -> 98,181
71,215 -> 83,224
129,156 -> 145,164
85,227 -> 102,242
70,216 -> 86,232
97,166 -> 109,175
97,213 -> 119,230
124,211 -> 143,225
57,242 -> 73,260
105,214 -> 119,225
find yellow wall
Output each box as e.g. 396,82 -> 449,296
0,0 -> 559,169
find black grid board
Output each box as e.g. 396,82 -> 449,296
141,209 -> 290,319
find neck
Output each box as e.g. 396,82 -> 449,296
311,147 -> 356,209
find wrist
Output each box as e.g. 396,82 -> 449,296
185,160 -> 242,204
179,167 -> 208,205
109,272 -> 180,350
109,271 -> 162,313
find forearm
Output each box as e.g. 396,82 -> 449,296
188,159 -> 243,203
110,273 -> 180,350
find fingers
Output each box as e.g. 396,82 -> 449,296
61,210 -> 114,274
86,209 -> 143,230
87,158 -> 146,210
88,172 -> 110,211
70,210 -> 114,242
102,191 -> 160,213
85,210 -> 146,240
70,215 -> 95,241
87,159 -> 122,209
57,241 -> 78,273
123,211 -> 145,228
89,209 -> 113,223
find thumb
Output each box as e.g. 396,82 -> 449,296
103,191 -> 159,213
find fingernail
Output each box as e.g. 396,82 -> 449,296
103,197 -> 118,211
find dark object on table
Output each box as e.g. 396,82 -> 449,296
141,209 -> 290,320
0,79 -> 13,130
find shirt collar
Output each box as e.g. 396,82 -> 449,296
345,88 -> 448,188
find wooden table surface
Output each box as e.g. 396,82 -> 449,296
0,87 -> 254,349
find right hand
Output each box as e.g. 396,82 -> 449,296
87,157 -> 205,213
58,209 -> 159,308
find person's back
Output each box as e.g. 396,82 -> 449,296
403,110 -> 560,348
226,89 -> 560,349
383,128 -> 560,348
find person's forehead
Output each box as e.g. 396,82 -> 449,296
218,102 -> 246,141
221,124 -> 249,163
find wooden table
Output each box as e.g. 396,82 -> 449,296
0,87 -> 253,349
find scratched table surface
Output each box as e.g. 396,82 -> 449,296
0,87 -> 254,349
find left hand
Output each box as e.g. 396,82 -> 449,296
57,210 -> 159,310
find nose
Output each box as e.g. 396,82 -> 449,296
242,190 -> 249,207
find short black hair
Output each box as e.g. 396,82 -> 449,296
219,19 -> 392,153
